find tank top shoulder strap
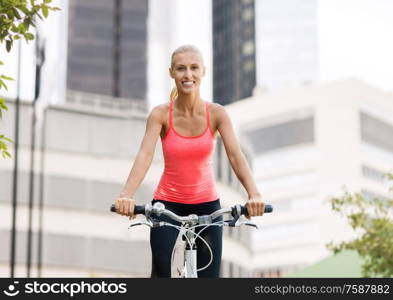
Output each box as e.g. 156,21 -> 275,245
205,101 -> 211,130
169,100 -> 173,129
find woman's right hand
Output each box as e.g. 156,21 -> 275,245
115,196 -> 136,219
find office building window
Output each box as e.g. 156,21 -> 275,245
244,117 -> 314,154
362,165 -> 388,183
242,40 -> 255,56
360,112 -> 393,154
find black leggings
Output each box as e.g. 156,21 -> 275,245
150,199 -> 223,278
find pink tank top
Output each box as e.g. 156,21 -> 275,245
153,101 -> 219,204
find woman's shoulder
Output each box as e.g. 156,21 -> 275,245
207,102 -> 223,110
152,103 -> 169,112
148,103 -> 170,124
150,103 -> 169,116
207,101 -> 227,117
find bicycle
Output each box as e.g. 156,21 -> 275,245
110,202 -> 273,278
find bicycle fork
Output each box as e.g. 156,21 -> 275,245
183,227 -> 198,278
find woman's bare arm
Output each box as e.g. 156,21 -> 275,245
215,104 -> 265,217
116,105 -> 163,216
120,105 -> 163,198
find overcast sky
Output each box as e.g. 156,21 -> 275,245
318,0 -> 393,92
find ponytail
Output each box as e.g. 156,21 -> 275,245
169,87 -> 178,102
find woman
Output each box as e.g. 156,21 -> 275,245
115,45 -> 265,277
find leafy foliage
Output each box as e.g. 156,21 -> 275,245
0,0 -> 61,48
327,175 -> 393,277
0,0 -> 60,158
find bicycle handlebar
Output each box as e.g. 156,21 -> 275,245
110,203 -> 273,217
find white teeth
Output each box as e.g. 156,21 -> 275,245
183,81 -> 193,86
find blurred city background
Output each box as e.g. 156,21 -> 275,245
0,0 -> 392,277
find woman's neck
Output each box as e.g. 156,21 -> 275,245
175,91 -> 203,115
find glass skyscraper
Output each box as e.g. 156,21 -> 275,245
212,0 -> 257,105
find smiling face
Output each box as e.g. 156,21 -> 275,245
169,51 -> 205,95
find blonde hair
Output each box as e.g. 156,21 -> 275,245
169,45 -> 204,102
169,87 -> 178,102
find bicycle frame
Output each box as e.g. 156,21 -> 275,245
184,226 -> 197,278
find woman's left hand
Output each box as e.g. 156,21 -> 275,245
245,196 -> 265,219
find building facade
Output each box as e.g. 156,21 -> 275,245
67,0 -> 148,100
219,79 -> 393,276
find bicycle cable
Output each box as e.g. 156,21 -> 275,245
187,221 -> 226,272
164,222 -> 218,275
169,221 -> 226,273
160,223 -> 193,274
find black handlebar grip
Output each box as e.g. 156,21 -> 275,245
240,205 -> 248,216
110,204 -> 145,215
264,204 -> 273,213
133,205 -> 145,215
240,204 -> 273,216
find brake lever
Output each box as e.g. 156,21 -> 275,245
128,220 -> 153,228
130,218 -> 179,229
232,218 -> 259,229
242,221 -> 259,229
225,219 -> 237,227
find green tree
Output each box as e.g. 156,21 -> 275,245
327,173 -> 393,277
0,0 -> 60,158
